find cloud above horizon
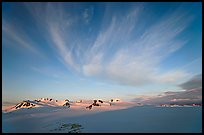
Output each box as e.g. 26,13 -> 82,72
81,5 -> 192,86
134,74 -> 202,104
3,2 -> 199,87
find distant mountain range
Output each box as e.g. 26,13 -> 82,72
3,98 -> 139,113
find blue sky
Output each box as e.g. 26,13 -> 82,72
2,2 -> 202,103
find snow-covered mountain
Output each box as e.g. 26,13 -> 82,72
3,98 -> 137,113
3,100 -> 39,112
3,98 -> 71,113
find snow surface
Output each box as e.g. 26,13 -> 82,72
2,104 -> 202,133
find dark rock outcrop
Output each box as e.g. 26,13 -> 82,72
86,99 -> 103,110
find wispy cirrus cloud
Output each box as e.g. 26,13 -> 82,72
81,4 -> 192,86
23,3 -> 194,86
2,20 -> 45,59
24,3 -> 81,72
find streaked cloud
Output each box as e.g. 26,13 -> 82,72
5,3 -> 197,87
134,74 -> 202,104
81,4 -> 191,86
179,74 -> 202,90
2,20 -> 45,58
2,2 -> 201,102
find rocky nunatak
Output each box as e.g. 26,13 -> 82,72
63,99 -> 70,108
86,99 -> 103,110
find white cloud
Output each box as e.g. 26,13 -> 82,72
50,26 -> 80,72
24,3 -> 194,87
80,5 -> 192,86
83,64 -> 102,77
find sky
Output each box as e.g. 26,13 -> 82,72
2,2 -> 202,104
